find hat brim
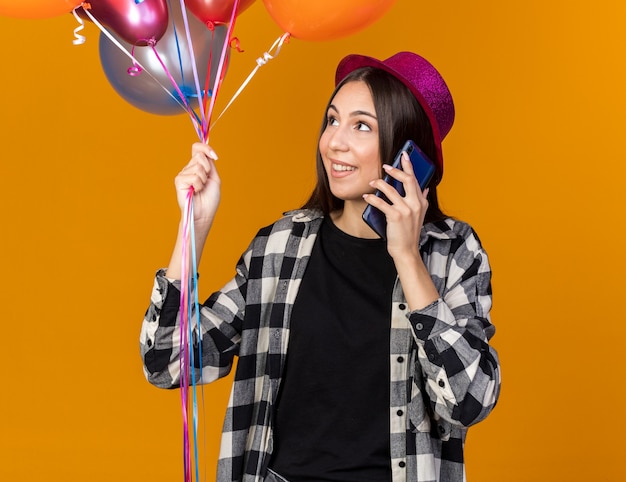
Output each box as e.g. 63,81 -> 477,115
335,54 -> 444,182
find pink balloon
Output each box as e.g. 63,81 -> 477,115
185,0 -> 256,25
86,0 -> 169,45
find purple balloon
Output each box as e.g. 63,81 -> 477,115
88,0 -> 169,45
99,2 -> 228,115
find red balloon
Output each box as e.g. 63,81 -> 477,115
86,0 -> 169,45
185,0 -> 256,25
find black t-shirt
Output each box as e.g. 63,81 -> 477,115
269,217 -> 397,482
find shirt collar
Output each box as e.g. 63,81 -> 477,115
420,218 -> 457,246
286,209 -> 325,223
286,210 -> 457,246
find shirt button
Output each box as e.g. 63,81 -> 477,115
438,425 -> 446,435
397,410 -> 404,416
146,339 -> 153,347
399,461 -> 406,468
397,356 -> 404,363
416,322 -> 424,330
399,303 -> 406,310
438,380 -> 446,388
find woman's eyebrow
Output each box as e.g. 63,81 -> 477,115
351,109 -> 377,120
327,104 -> 377,120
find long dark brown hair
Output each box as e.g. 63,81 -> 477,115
301,67 -> 448,224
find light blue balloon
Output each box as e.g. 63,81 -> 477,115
99,2 -> 228,116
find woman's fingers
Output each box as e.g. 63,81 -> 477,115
191,142 -> 218,161
363,151 -> 429,235
176,143 -> 219,193
386,153 -> 421,196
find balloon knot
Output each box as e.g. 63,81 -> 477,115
134,37 -> 157,47
127,65 -> 142,76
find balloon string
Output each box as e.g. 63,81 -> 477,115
201,26 -> 217,131
166,0 -> 204,135
180,186 -> 203,482
210,32 -> 291,130
168,1 -> 191,103
142,40 -> 202,135
176,0 -> 208,136
180,187 -> 194,482
204,0 -> 241,143
194,271 -> 208,482
71,7 -> 87,45
81,10 -> 181,105
82,8 -> 204,139
189,198 -> 202,482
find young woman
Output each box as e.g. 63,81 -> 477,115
140,52 -> 501,482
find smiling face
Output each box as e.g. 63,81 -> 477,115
304,67 -> 445,224
318,80 -> 381,205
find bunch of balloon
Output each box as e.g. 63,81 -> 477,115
261,0 -> 397,41
0,0 -> 82,19
97,1 -> 228,119
84,0 -> 255,141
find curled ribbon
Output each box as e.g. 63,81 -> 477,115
71,7 -> 87,45
229,37 -> 244,53
126,41 -> 152,76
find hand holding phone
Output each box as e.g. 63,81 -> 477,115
362,140 -> 435,239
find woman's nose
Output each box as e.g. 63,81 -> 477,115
327,126 -> 349,151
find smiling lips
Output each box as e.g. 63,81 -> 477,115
332,162 -> 356,172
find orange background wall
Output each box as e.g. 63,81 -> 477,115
1,1 -> 625,480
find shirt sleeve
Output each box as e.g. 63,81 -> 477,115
408,225 -> 501,428
139,247 -> 252,389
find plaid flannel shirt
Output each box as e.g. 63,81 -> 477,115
140,209 -> 500,482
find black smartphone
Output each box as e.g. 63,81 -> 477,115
362,140 -> 436,240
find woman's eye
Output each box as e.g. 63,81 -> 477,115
356,121 -> 371,132
327,116 -> 339,126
